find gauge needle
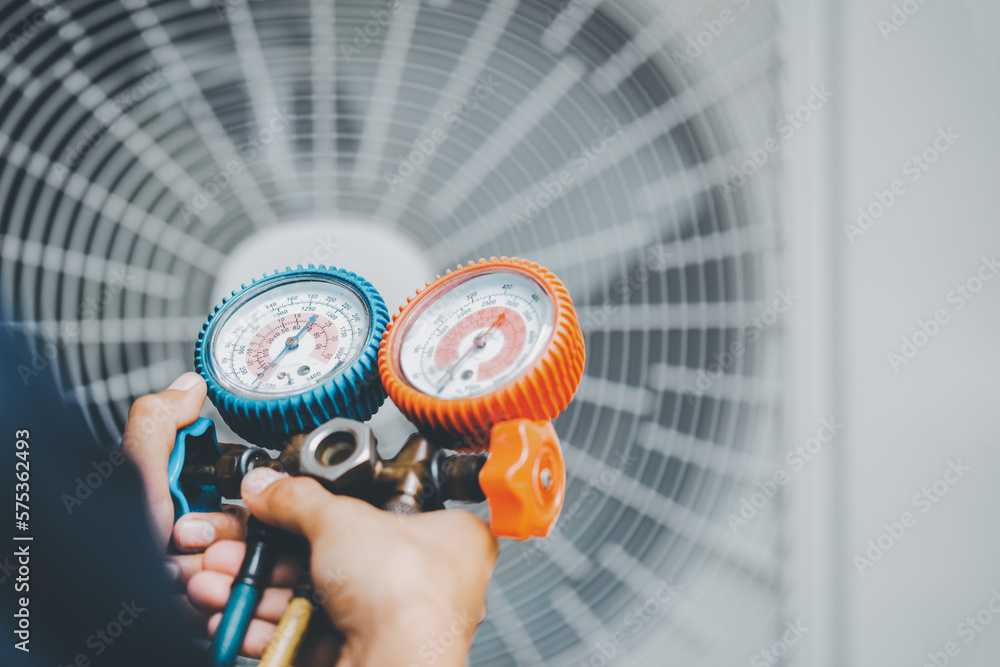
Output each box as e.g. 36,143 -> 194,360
436,313 -> 505,393
253,315 -> 318,385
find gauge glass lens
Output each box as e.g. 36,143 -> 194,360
397,270 -> 555,399
209,277 -> 370,397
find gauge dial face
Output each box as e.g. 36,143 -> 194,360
208,276 -> 371,398
396,270 -> 555,399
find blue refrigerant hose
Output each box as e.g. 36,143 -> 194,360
212,517 -> 279,667
212,583 -> 260,667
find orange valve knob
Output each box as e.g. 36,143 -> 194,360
479,419 -> 566,540
379,257 -> 585,450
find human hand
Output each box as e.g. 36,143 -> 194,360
121,373 -> 247,568
187,468 -> 499,665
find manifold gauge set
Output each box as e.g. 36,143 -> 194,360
167,257 -> 585,667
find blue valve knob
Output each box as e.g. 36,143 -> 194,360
168,417 -> 222,520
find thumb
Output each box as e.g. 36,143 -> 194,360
122,372 -> 208,543
123,372 -> 208,473
241,470 -> 372,543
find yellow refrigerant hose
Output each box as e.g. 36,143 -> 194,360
258,580 -> 315,667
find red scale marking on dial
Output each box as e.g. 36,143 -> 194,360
433,307 -> 526,382
307,319 -> 340,363
245,312 -> 339,380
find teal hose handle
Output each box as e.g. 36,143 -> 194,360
168,419 -> 282,667
168,417 -> 222,520
213,583 -> 259,667
214,518 -> 281,667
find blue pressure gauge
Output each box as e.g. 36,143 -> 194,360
194,265 -> 388,447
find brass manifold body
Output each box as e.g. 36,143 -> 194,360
179,417 -> 487,513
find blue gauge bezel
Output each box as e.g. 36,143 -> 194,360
194,265 -> 388,448
206,272 -> 373,400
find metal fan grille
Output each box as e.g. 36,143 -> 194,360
0,0 -> 787,664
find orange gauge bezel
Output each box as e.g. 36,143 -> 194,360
379,257 -> 585,450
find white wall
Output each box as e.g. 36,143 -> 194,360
791,1 -> 1000,665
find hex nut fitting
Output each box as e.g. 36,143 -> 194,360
298,418 -> 378,492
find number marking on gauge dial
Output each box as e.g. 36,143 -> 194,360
210,278 -> 370,397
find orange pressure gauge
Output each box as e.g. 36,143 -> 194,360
379,257 -> 585,450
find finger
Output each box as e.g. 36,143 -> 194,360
207,613 -> 277,659
122,373 -> 207,471
220,503 -> 250,523
172,512 -> 246,552
187,570 -> 233,615
121,372 -> 207,543
200,540 -> 245,576
188,570 -> 293,622
241,469 -> 377,542
201,540 -> 304,586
